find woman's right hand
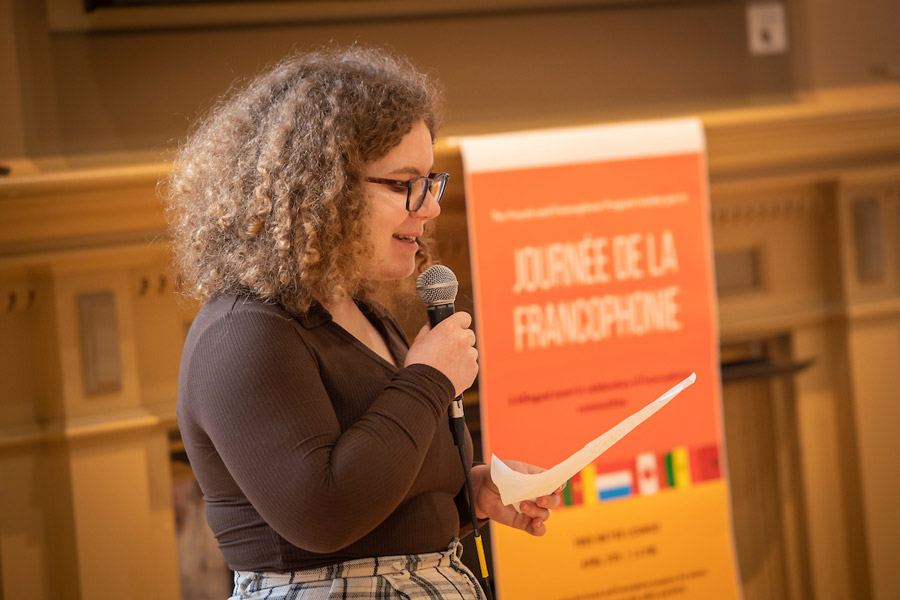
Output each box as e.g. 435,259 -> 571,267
405,311 -> 478,397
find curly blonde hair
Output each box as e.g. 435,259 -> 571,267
165,46 -> 444,313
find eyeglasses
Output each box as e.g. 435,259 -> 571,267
365,172 -> 450,212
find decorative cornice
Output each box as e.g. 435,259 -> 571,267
1,84 -> 899,261
719,296 -> 900,340
0,408 -> 177,451
45,0 -> 704,33
710,192 -> 831,225
0,160 -> 170,260
0,161 -> 168,195
702,85 -> 900,182
845,297 -> 900,322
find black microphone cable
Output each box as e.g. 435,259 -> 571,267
417,265 -> 495,600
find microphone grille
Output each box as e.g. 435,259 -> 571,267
416,265 -> 459,305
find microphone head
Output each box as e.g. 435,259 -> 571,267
416,265 -> 459,306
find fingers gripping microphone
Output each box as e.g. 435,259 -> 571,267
416,265 -> 466,445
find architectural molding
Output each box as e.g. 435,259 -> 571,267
711,192 -> 830,225
45,0 -> 704,33
2,83 -> 898,260
0,408 -> 175,450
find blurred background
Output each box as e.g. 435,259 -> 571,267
1,1 -> 899,599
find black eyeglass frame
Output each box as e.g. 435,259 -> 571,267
365,172 -> 450,212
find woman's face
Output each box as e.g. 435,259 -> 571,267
361,120 -> 441,281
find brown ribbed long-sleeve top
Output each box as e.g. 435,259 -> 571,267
176,294 -> 472,571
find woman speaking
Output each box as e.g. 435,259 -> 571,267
167,46 -> 559,599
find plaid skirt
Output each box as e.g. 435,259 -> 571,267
229,539 -> 486,600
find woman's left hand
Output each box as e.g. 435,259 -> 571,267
469,460 -> 562,536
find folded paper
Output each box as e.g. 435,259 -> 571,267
490,372 -> 697,509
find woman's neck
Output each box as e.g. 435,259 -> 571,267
324,295 -> 359,325
325,296 -> 397,367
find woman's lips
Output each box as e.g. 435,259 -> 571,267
393,234 -> 419,248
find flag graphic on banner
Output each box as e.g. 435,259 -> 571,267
561,444 -> 724,507
562,464 -> 600,507
581,463 -> 598,507
657,452 -> 671,491
636,452 -> 659,495
691,443 -> 722,482
595,470 -> 634,502
665,446 -> 692,488
562,471 -> 583,506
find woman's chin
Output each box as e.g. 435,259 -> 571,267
363,261 -> 417,282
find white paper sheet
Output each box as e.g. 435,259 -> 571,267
490,372 -> 696,509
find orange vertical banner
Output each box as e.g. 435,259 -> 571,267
461,119 -> 741,600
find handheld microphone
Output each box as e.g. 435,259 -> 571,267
415,265 -> 466,444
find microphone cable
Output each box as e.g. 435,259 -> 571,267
450,409 -> 495,600
417,266 -> 495,600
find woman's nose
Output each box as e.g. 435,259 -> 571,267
413,190 -> 441,219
